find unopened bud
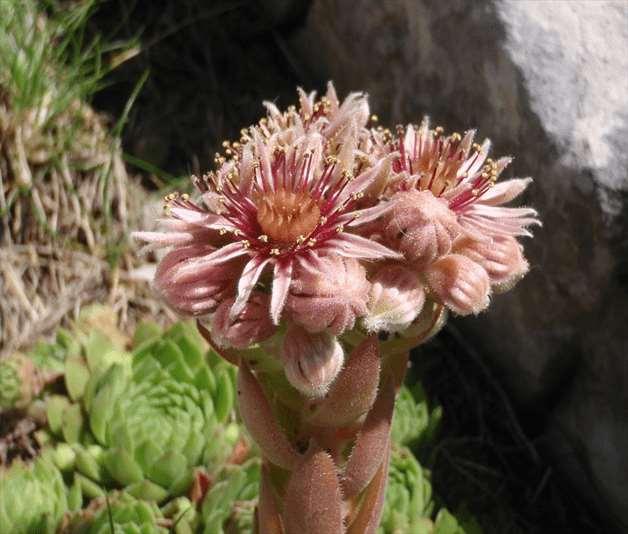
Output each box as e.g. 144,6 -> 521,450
454,235 -> 529,293
363,265 -> 425,333
281,326 -> 344,398
287,256 -> 370,335
425,254 -> 490,315
384,190 -> 461,268
211,291 -> 276,348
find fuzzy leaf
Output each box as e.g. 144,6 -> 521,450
237,363 -> 300,470
284,444 -> 344,534
342,378 -> 395,498
346,444 -> 390,534
306,336 -> 380,427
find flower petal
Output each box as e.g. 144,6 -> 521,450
323,233 -> 402,260
173,242 -> 249,283
480,177 -> 533,205
270,260 -> 293,325
334,153 -> 396,206
230,256 -> 271,320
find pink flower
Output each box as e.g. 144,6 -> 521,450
261,82 -> 370,144
287,255 -> 371,335
210,291 -> 276,349
363,264 -> 426,333
381,118 -> 540,241
424,254 -> 490,316
281,325 -> 344,398
134,131 -> 400,326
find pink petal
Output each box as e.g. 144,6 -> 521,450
335,154 -> 396,206
341,201 -> 395,227
323,233 -> 402,260
254,129 -> 274,192
469,204 -> 539,220
132,231 -> 199,247
173,242 -> 249,283
480,177 -> 533,205
230,256 -> 271,320
270,260 -> 293,325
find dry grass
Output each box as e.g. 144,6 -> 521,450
0,0 -> 170,355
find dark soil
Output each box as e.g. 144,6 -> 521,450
0,409 -> 42,465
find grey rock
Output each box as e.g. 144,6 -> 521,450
287,0 -> 628,527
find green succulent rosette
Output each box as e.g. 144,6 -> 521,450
0,356 -> 24,410
200,459 -> 260,533
0,354 -> 42,411
61,492 -> 168,534
0,453 -> 69,534
380,446 -> 435,534
433,508 -> 483,534
391,383 -> 442,448
45,319 -> 239,503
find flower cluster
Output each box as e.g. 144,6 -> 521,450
135,83 -> 539,397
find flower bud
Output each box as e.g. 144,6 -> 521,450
384,190 -> 461,268
425,254 -> 490,315
281,325 -> 344,398
400,299 -> 448,342
155,246 -> 240,317
454,235 -> 529,292
211,291 -> 276,349
287,256 -> 370,335
363,265 -> 425,333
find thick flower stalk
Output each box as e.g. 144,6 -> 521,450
136,84 -> 539,532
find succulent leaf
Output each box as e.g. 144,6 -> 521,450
61,492 -> 168,534
343,378 -> 396,499
237,363 -> 300,470
284,444 -> 344,534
